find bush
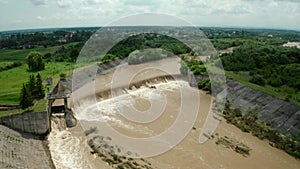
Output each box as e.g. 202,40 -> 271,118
268,77 -> 283,87
100,54 -> 116,65
27,51 -> 45,71
249,74 -> 266,86
117,165 -> 125,169
60,73 -> 66,79
197,78 -> 211,91
0,62 -> 22,72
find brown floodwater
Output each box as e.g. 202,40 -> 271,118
49,58 -> 300,169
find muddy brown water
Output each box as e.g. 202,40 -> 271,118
48,58 -> 300,169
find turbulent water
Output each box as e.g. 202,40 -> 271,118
48,115 -> 93,169
47,79 -> 300,169
48,80 -> 188,169
75,80 -> 186,123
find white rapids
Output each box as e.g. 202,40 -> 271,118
48,116 -> 93,169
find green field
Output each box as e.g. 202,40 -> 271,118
0,42 -> 79,63
0,62 -> 14,67
0,46 -> 60,62
0,44 -> 85,116
0,62 -> 74,104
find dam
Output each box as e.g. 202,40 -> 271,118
0,57 -> 300,169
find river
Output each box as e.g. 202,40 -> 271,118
48,58 -> 300,169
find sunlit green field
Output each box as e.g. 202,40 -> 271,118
0,62 -> 74,104
0,44 -> 79,106
0,46 -> 61,62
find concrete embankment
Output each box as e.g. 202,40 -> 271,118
189,67 -> 300,136
226,80 -> 300,135
0,111 -> 51,135
0,125 -> 55,169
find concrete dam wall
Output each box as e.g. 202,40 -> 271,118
226,80 -> 300,135
0,111 -> 50,135
0,125 -> 55,169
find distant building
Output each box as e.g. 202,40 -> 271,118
64,32 -> 74,38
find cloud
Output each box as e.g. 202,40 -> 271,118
12,19 -> 23,23
0,0 -> 8,4
30,0 -> 48,6
57,0 -> 72,8
274,0 -> 300,3
83,0 -> 101,5
123,0 -> 160,6
36,16 -> 46,20
1,0 -> 300,31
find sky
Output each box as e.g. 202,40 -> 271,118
0,0 -> 300,31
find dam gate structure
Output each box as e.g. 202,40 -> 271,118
47,79 -> 77,128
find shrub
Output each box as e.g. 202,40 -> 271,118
197,78 -> 211,91
117,165 -> 125,169
60,73 -> 66,79
249,74 -> 266,86
27,51 -> 45,71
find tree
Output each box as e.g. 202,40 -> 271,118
35,73 -> 44,99
70,49 -> 79,62
43,53 -> 51,59
20,84 -> 33,109
27,51 -> 45,71
102,54 -> 116,64
28,74 -> 36,96
197,78 -> 211,92
59,73 -> 66,80
249,74 -> 266,86
36,55 -> 44,70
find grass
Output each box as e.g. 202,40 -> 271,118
0,42 -> 79,63
226,71 -> 300,107
0,61 -> 74,117
0,62 -> 14,67
0,109 -> 24,117
0,62 -> 74,104
0,46 -> 59,62
0,44 -> 87,117
32,99 -> 47,112
0,100 -> 46,117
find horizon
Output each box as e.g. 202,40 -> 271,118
1,25 -> 300,33
1,0 -> 300,32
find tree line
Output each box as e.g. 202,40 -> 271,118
221,43 -> 300,92
105,33 -> 191,60
19,73 -> 44,109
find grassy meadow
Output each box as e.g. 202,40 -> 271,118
0,46 -> 61,62
0,46 -> 75,116
0,62 -> 74,104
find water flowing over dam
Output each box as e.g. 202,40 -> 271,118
48,114 -> 87,169
48,78 -> 300,169
46,57 -> 300,169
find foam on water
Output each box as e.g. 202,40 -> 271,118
74,81 -> 187,119
73,81 -> 189,135
48,118 -> 92,169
